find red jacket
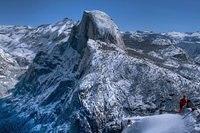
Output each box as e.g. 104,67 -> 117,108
180,98 -> 187,107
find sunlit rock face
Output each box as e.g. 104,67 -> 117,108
79,10 -> 125,48
70,10 -> 125,55
0,10 -> 200,133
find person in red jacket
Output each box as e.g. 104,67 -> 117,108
179,95 -> 188,113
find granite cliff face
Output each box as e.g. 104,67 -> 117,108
0,10 -> 200,133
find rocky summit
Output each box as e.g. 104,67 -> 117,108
0,10 -> 200,133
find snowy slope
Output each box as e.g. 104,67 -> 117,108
122,114 -> 186,133
0,19 -> 75,97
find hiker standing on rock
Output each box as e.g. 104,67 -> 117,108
179,95 -> 195,113
179,95 -> 188,113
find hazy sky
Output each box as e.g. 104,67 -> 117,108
0,0 -> 199,32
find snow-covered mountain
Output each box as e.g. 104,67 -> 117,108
0,10 -> 200,133
0,19 -> 75,97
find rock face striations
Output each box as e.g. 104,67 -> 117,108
0,10 -> 200,133
70,10 -> 125,54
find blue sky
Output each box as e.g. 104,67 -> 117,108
0,0 -> 199,32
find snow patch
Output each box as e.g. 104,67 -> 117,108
123,114 -> 186,133
166,32 -> 187,39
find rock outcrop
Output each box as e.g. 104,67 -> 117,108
70,10 -> 125,55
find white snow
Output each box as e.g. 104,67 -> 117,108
166,32 -> 187,39
191,32 -> 200,38
165,31 -> 200,40
123,114 -> 186,133
152,38 -> 172,46
163,59 -> 180,68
